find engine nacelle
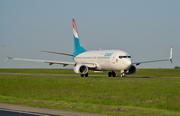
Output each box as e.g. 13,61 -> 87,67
125,65 -> 136,75
74,64 -> 88,74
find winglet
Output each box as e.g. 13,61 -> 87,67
170,46 -> 173,63
3,45 -> 9,58
3,45 -> 13,61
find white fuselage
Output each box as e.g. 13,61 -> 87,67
74,50 -> 132,71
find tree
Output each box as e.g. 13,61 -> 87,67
174,66 -> 180,69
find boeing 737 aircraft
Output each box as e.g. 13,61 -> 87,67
3,19 -> 172,77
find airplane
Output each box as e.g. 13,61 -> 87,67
3,18 -> 173,77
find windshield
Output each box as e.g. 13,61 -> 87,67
119,56 -> 131,59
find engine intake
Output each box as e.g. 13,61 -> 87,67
125,65 -> 136,75
74,64 -> 88,74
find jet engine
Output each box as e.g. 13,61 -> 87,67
125,65 -> 136,75
74,64 -> 88,74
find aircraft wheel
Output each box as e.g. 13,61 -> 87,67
108,72 -> 112,77
112,71 -> 116,77
85,73 -> 88,77
81,74 -> 84,77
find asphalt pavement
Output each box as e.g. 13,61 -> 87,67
0,103 -> 106,116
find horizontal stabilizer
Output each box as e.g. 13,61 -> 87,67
41,50 -> 73,56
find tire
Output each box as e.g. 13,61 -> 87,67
108,72 -> 112,77
85,73 -> 88,77
112,71 -> 116,77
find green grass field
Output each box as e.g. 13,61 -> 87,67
0,69 -> 180,115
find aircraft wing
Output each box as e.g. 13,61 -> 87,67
5,57 -> 75,67
132,47 -> 173,66
13,58 -> 75,67
3,45 -> 75,67
3,46 -> 97,68
132,58 -> 172,66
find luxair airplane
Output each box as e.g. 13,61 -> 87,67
3,19 -> 172,77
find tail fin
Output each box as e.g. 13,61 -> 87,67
72,19 -> 86,57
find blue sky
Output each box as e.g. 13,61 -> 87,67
0,0 -> 179,69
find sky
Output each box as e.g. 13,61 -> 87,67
0,0 -> 179,69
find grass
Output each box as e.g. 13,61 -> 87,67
0,69 -> 75,75
0,68 -> 179,77
0,69 -> 180,115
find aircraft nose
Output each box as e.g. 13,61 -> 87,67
127,59 -> 132,66
125,59 -> 132,69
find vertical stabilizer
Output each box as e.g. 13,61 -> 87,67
72,19 -> 86,57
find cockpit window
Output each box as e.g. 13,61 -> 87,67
119,56 -> 131,59
119,56 -> 123,59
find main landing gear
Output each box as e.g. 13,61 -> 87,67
108,71 -> 125,77
108,71 -> 116,77
81,73 -> 88,77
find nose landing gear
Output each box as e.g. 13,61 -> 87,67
108,71 -> 116,77
121,70 -> 126,77
121,73 -> 125,77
